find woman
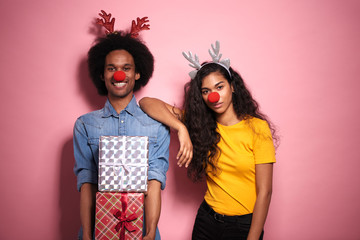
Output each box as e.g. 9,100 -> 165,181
140,41 -> 277,240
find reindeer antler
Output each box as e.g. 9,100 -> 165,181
208,41 -> 222,62
182,51 -> 201,69
130,17 -> 150,38
96,10 -> 115,34
182,51 -> 201,79
208,41 -> 231,70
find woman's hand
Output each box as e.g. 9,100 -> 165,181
176,125 -> 193,168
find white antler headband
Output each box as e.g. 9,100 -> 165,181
182,41 -> 231,79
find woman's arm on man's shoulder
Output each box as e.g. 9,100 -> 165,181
139,97 -> 183,129
139,97 -> 193,167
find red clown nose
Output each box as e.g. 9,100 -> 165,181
208,92 -> 220,103
113,71 -> 126,81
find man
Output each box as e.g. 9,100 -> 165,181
73,31 -> 169,240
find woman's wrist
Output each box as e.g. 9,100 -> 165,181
175,122 -> 187,132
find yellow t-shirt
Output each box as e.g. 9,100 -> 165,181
204,117 -> 276,215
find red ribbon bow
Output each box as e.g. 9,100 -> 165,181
113,194 -> 139,240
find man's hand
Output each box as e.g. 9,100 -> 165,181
143,235 -> 155,240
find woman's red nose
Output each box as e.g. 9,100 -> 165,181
208,92 -> 220,103
113,71 -> 126,81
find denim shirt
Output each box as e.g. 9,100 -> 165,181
73,96 -> 170,191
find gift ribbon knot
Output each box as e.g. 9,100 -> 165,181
113,194 -> 139,240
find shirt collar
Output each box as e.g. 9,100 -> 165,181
124,95 -> 138,116
102,95 -> 137,118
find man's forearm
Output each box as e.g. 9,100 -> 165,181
80,183 -> 97,240
144,180 -> 162,240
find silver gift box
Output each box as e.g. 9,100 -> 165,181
98,136 -> 149,192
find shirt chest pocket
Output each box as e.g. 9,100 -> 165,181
127,119 -> 158,144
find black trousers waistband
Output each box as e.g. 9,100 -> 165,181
201,200 -> 253,223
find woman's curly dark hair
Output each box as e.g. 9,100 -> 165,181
183,63 -> 278,182
87,31 -> 154,95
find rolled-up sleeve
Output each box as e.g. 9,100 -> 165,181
147,124 -> 170,190
73,118 -> 98,191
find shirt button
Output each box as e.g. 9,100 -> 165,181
121,120 -> 124,123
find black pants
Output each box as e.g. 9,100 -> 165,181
192,201 -> 264,240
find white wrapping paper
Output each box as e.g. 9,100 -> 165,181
98,136 -> 149,192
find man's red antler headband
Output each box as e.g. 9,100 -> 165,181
130,17 -> 150,38
96,10 -> 115,34
96,10 -> 150,38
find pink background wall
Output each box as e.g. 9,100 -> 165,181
0,0 -> 359,239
